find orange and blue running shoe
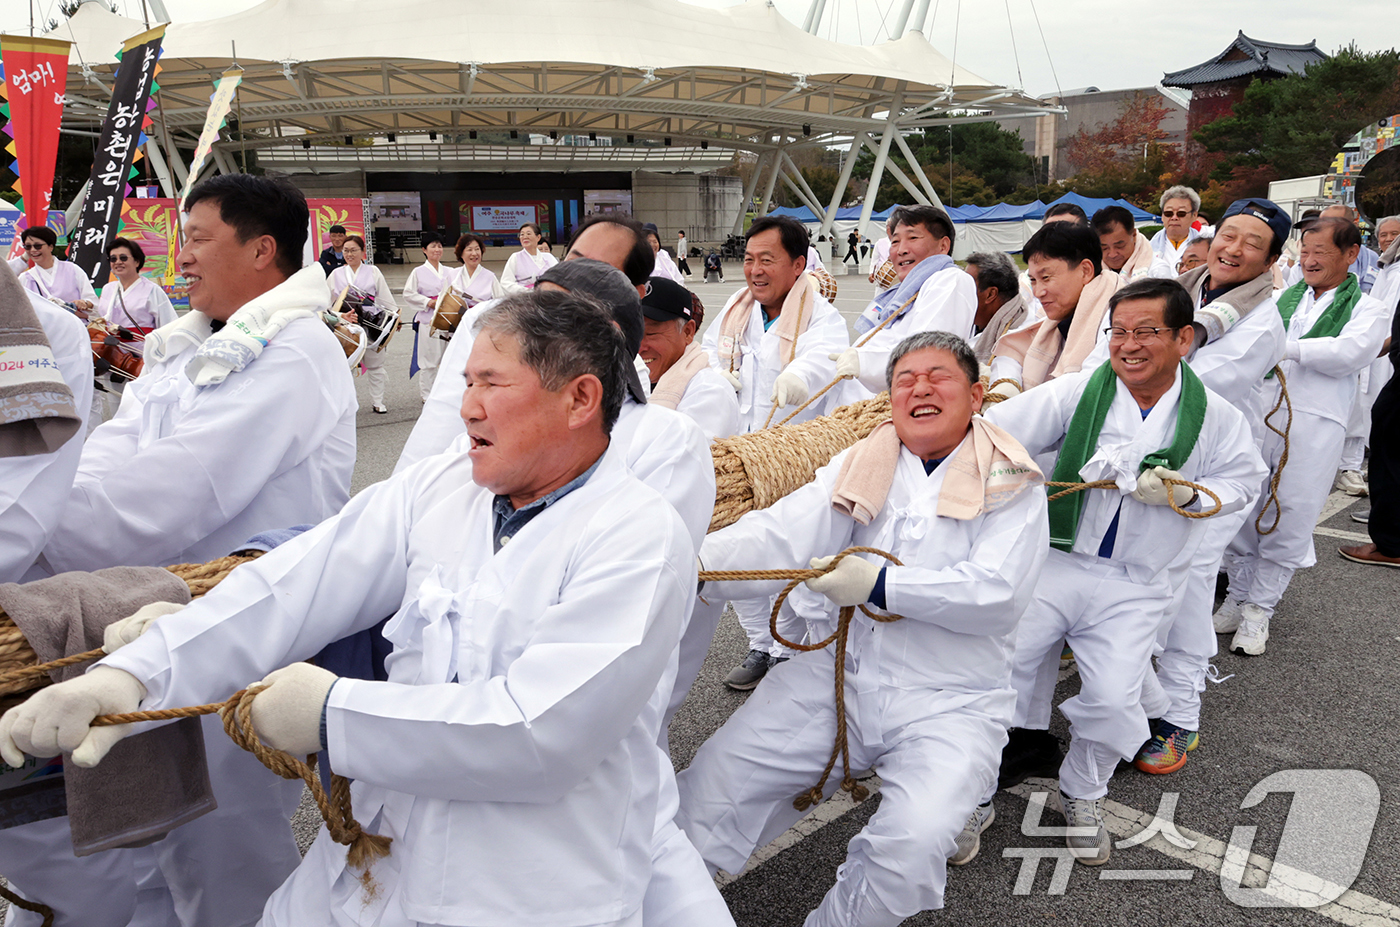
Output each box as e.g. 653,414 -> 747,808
1133,720 -> 1196,774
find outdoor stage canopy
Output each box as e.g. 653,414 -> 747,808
45,0 -> 1061,236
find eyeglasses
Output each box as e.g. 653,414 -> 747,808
23,243 -> 46,251
1105,326 -> 1176,343
1161,210 -> 1195,219
108,255 -> 131,263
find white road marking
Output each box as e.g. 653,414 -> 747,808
1007,777 -> 1400,926
712,461 -> 1390,913
1317,489 -> 1360,524
1315,525 -> 1372,544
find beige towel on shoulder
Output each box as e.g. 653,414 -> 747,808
992,270 -> 1120,388
831,417 -> 1043,525
0,260 -> 81,457
1119,232 -> 1158,280
650,341 -> 713,410
715,272 -> 823,372
0,568 -> 215,856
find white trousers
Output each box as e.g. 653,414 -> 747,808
1141,506 -> 1249,730
132,716 -> 305,927
676,650 -> 1009,926
259,823 -> 645,927
732,596 -> 802,659
360,348 -> 387,407
415,332 -> 444,402
1007,551 -> 1171,800
0,816 -> 136,927
1227,410 -> 1345,612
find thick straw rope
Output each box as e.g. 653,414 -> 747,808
0,554 -> 265,699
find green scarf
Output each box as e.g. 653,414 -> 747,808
1047,361 -> 1208,552
1276,273 -> 1363,340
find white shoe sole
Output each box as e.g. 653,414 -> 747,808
949,806 -> 995,866
1231,633 -> 1267,656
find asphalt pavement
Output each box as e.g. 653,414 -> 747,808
342,257 -> 1400,926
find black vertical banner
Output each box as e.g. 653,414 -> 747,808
68,25 -> 165,285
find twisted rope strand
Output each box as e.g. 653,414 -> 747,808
1255,365 -> 1293,535
700,546 -> 906,810
91,685 -> 391,872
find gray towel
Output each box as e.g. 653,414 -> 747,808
0,567 -> 217,855
0,261 -> 81,457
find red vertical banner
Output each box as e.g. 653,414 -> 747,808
0,36 -> 71,242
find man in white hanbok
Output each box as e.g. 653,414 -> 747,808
1092,205 -> 1173,282
1,290 -> 707,927
832,205 -> 977,404
700,215 -> 848,689
984,278 -> 1265,865
1149,186 -> 1203,269
22,174 -> 357,927
1217,217 -> 1390,655
1086,199 -> 1288,773
639,276 -> 739,442
679,331 -> 1050,927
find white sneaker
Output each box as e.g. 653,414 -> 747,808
1231,604 -> 1270,656
1336,470 -> 1369,496
1057,789 -> 1111,865
949,802 -> 995,866
1212,597 -> 1245,634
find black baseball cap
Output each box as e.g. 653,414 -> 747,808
1219,198 -> 1291,253
640,277 -> 694,323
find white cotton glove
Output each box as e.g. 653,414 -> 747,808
0,667 -> 147,769
103,600 -> 187,654
720,369 -> 742,392
771,370 -> 809,408
248,663 -> 338,757
804,555 -> 882,608
830,348 -> 861,380
987,380 -> 1022,402
1130,466 -> 1195,508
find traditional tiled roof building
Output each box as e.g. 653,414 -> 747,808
1163,32 -> 1328,172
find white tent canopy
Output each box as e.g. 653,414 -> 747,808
45,0 -> 1059,233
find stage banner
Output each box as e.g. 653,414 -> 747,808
178,65 -> 242,211
68,25 -> 165,285
0,36 -> 71,258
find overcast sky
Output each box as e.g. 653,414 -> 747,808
3,0 -> 1395,99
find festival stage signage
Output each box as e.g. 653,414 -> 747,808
179,65 -> 243,211
0,35 -> 70,256
462,201 -> 551,240
68,25 -> 165,285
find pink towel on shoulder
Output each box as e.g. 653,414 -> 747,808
650,341 -> 713,410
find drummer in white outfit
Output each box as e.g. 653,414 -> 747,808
500,221 -> 558,293
19,175 -> 357,927
1,289 -> 703,927
18,226 -> 96,314
833,205 -> 977,404
450,233 -> 504,314
400,232 -> 452,401
97,238 -> 177,338
328,235 -> 398,414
